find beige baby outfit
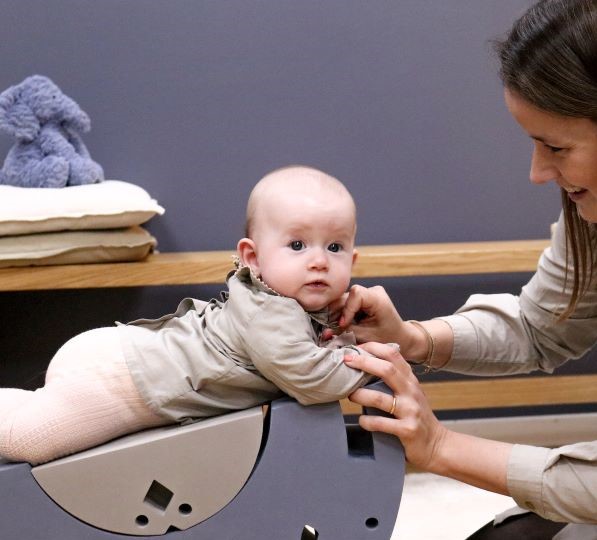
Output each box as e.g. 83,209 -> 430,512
0,263 -> 371,465
118,263 -> 373,423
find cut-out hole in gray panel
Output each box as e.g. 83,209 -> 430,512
178,503 -> 192,515
366,517 -> 379,529
344,415 -> 374,458
144,480 -> 174,511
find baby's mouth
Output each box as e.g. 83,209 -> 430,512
306,280 -> 327,288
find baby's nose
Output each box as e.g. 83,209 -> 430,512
309,249 -> 329,269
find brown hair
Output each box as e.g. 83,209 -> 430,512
495,0 -> 597,318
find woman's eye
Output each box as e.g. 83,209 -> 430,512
328,243 -> 342,253
290,240 -> 304,251
545,143 -> 564,153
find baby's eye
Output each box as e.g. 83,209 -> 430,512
289,240 -> 305,251
328,243 -> 342,253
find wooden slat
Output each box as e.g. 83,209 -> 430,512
0,252 -> 236,291
422,374 -> 597,410
353,239 -> 549,278
0,239 -> 549,291
339,374 -> 597,414
340,398 -> 363,416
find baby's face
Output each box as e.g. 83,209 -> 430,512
250,187 -> 356,312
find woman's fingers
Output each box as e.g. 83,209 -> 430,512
345,355 -> 400,395
349,387 -> 396,414
340,284 -> 391,326
338,285 -> 407,345
339,284 -> 369,327
345,342 -> 413,387
357,341 -> 403,364
349,388 -> 404,437
326,292 -> 349,321
358,415 -> 403,437
346,341 -> 448,471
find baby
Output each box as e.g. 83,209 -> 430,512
0,165 -> 374,464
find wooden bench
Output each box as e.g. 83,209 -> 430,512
2,238 -> 596,415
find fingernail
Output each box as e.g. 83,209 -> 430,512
388,343 -> 401,352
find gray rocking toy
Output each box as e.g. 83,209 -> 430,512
0,381 -> 404,539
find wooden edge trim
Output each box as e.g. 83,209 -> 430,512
340,374 -> 597,414
0,239 -> 549,291
422,374 -> 597,410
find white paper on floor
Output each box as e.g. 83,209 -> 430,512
391,473 -> 516,540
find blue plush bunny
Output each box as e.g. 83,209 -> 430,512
0,75 -> 104,188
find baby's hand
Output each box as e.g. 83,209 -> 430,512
321,327 -> 335,341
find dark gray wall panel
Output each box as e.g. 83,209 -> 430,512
0,0 -> 556,252
2,1 -> 586,419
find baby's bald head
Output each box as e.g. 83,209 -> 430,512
245,165 -> 356,239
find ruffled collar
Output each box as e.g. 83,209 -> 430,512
230,256 -> 279,295
230,257 -> 339,330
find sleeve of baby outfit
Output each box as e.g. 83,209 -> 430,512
243,295 -> 375,405
437,212 -> 597,376
508,441 -> 597,523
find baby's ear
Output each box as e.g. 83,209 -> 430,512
237,238 -> 260,274
352,248 -> 358,266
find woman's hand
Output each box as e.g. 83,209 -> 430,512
330,285 -> 423,356
346,342 -> 512,494
344,342 -> 447,471
328,285 -> 454,366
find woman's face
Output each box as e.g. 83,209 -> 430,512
505,89 -> 597,223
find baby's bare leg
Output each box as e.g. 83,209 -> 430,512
0,389 -> 31,417
0,327 -> 168,465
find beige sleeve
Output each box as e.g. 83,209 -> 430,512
438,212 -> 597,375
243,295 -> 374,405
508,442 -> 597,523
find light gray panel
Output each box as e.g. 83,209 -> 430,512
32,407 -> 265,535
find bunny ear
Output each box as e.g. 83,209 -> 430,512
0,86 -> 40,141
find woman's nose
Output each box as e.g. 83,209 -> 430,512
529,145 -> 559,185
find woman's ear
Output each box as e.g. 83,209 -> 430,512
237,238 -> 260,274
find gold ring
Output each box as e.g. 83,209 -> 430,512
388,394 -> 397,416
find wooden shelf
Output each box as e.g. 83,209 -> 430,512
0,239 -> 549,292
340,374 -> 597,414
422,373 -> 597,410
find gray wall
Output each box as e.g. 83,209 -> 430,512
2,1 -> 592,418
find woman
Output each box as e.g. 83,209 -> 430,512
338,0 -> 597,536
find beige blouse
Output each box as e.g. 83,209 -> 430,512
440,212 -> 597,523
